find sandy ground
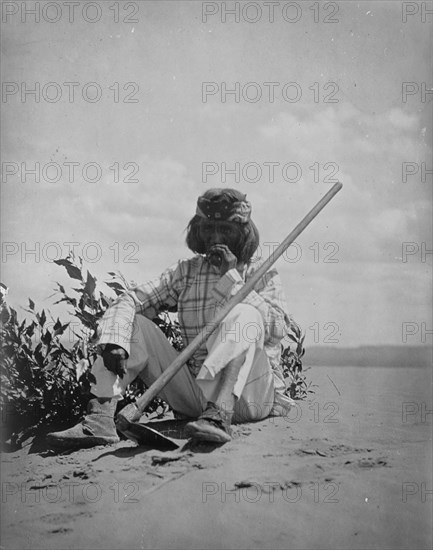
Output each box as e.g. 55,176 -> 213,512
1,364 -> 432,550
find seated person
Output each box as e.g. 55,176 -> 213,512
48,188 -> 295,448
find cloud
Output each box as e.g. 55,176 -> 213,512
1,155 -> 202,312
2,2 -> 430,347
256,103 -> 431,263
277,259 -> 432,347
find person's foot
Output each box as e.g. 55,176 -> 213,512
184,402 -> 232,443
47,398 -> 120,449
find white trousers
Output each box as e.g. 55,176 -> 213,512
91,304 -> 276,423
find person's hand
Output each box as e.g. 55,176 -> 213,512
207,244 -> 238,275
102,344 -> 127,378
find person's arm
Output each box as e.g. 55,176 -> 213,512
97,260 -> 185,359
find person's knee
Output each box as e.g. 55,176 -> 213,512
133,314 -> 154,331
129,314 -> 162,346
222,304 -> 264,346
229,303 -> 261,322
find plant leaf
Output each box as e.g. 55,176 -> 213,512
53,259 -> 82,281
36,309 -> 46,327
84,271 -> 96,297
75,358 -> 90,381
105,281 -> 125,295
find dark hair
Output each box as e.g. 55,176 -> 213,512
186,215 -> 260,263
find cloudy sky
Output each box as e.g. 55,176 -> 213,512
1,0 -> 432,348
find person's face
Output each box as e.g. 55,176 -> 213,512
198,220 -> 243,255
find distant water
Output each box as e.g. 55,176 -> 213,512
304,345 -> 432,368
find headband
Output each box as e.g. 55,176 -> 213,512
196,190 -> 252,224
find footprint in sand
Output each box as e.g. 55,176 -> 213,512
358,457 -> 389,468
40,512 -> 86,525
50,527 -> 73,534
343,456 -> 389,469
295,441 -> 374,459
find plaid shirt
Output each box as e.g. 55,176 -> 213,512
98,256 -> 293,399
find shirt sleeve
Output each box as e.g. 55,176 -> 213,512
97,260 -> 185,357
210,262 -> 289,345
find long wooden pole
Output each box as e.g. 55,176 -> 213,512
117,182 -> 343,425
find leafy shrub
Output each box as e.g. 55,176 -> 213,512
0,300 -> 93,447
0,254 -> 311,446
281,322 -> 314,399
